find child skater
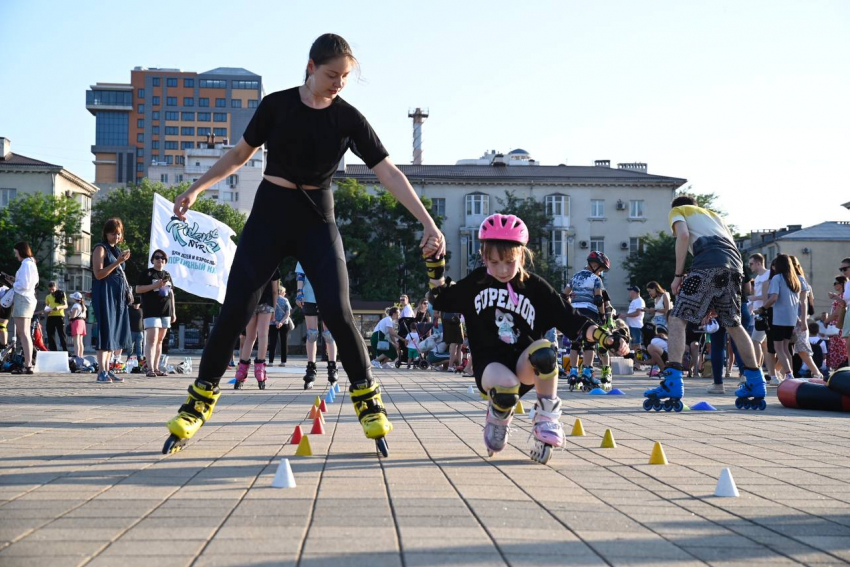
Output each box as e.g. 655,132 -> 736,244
424,214 -> 629,463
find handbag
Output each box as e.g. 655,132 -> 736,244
120,268 -> 134,306
0,289 -> 13,309
286,318 -> 295,331
377,340 -> 390,351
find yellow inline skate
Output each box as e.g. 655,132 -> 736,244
162,380 -> 221,454
350,379 -> 393,457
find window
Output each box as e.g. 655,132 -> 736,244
152,77 -> 161,86
86,90 -> 132,106
466,233 -> 481,268
227,174 -> 239,186
166,78 -> 178,87
136,147 -> 144,156
465,193 -> 489,216
164,141 -> 178,149
591,199 -> 605,218
629,200 -> 644,218
197,112 -> 211,121
545,194 -> 568,217
197,127 -> 211,136
184,78 -> 194,88
221,191 -> 239,202
160,174 -> 169,183
137,119 -> 144,128
181,127 -> 194,136
165,126 -> 178,135
183,97 -> 194,107
94,111 -> 129,145
248,99 -> 259,108
176,174 -> 184,183
199,79 -> 226,89
216,98 -> 226,107
629,237 -> 644,256
166,155 -> 173,165
232,80 -> 259,89
213,128 -> 227,137
137,104 -> 145,114
71,234 -> 91,255
136,163 -> 144,172
199,98 -> 209,107
152,96 -> 160,106
177,156 -> 185,165
181,141 -> 194,150
213,113 -> 227,122
136,133 -> 144,142
0,188 -> 17,207
165,111 -> 178,120
182,112 -> 194,121
549,230 -> 565,263
137,88 -> 145,99
590,237 -> 604,253
151,140 -> 159,149
231,99 -> 242,108
152,126 -> 160,134
152,111 -> 160,120
166,97 -> 177,106
431,198 -> 446,218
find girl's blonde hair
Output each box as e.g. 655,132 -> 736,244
480,241 -> 534,285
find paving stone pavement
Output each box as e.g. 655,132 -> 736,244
1,361 -> 850,567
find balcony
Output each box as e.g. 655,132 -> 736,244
550,216 -> 571,228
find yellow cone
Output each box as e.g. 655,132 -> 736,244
570,418 -> 585,436
314,396 -> 322,407
601,429 -> 616,448
515,400 -> 525,415
295,435 -> 313,456
649,441 -> 668,465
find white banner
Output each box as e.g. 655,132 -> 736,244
148,193 -> 237,303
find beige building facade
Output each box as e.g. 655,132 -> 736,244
334,155 -> 687,311
0,137 -> 97,293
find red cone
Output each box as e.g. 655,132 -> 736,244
319,399 -> 328,413
291,425 -> 303,445
311,416 -> 325,435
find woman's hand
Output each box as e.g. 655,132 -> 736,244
174,187 -> 200,220
420,226 -> 445,258
119,250 -> 131,263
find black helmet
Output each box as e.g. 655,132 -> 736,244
587,251 -> 611,270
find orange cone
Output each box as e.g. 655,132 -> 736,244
311,416 -> 325,435
319,399 -> 328,413
291,425 -> 303,445
309,405 -> 319,419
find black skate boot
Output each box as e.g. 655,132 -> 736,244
303,361 -> 317,390
327,361 -> 338,385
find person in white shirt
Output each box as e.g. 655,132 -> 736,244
8,242 -> 39,374
747,253 -> 777,381
370,307 -> 402,368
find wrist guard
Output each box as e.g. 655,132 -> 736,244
296,290 -> 305,303
424,253 -> 446,287
582,323 -> 627,352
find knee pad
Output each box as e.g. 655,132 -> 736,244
488,384 -> 520,413
528,341 -> 557,380
321,329 -> 335,344
306,328 -> 319,343
0,322 -> 6,331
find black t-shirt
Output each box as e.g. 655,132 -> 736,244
137,268 -> 173,318
429,267 -> 590,361
242,87 -> 389,188
259,269 -> 281,307
128,306 -> 144,332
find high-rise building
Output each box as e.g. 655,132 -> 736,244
87,67 -> 263,191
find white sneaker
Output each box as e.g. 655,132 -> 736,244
706,383 -> 725,395
371,360 -> 382,369
382,362 -> 394,369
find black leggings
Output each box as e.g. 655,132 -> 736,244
46,317 -> 68,352
267,324 -> 289,363
198,180 -> 371,385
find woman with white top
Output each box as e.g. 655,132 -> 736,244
9,242 -> 39,374
763,254 -> 801,382
370,307 -> 401,368
645,281 -> 671,328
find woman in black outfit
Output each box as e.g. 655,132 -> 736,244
164,34 -> 445,456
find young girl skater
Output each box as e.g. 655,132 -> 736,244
425,214 -> 628,464
164,33 -> 444,456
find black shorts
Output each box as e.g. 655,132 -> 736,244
473,348 -> 535,399
442,320 -> 464,345
768,324 -> 794,343
0,304 -> 10,320
302,302 -> 320,316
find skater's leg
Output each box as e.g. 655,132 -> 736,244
710,327 -> 726,384
254,312 -> 272,359
305,315 -> 319,363
667,316 -> 687,364
240,314 -> 260,362
322,324 -> 337,362
516,339 -> 558,396
481,362 -> 520,454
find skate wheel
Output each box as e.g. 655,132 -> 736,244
395,360 -> 401,368
162,434 -> 187,455
673,400 -> 684,412
758,399 -> 767,411
375,437 -> 389,458
303,381 -> 313,390
419,360 -> 430,370
663,400 -> 673,412
258,381 -> 266,390
530,443 -> 553,465
642,399 -> 653,411
734,398 -> 744,409
653,401 -> 663,411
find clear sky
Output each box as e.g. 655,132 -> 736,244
2,0 -> 848,233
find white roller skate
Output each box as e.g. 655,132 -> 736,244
483,385 -> 519,457
530,396 -> 564,464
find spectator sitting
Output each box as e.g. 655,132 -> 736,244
371,307 -> 401,368
797,321 -> 828,378
647,325 -> 669,376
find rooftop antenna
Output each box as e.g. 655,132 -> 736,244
408,107 -> 429,165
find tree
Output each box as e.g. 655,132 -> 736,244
92,179 -> 247,340
622,231 -> 692,290
0,193 -> 84,281
333,178 -> 438,301
676,185 -> 740,237
494,191 -> 565,288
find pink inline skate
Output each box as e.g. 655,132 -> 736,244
254,360 -> 267,390
530,396 -> 564,464
233,360 -> 249,390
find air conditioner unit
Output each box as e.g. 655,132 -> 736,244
620,241 -> 629,250
579,240 -> 588,249
616,200 -> 627,211
801,247 -> 811,254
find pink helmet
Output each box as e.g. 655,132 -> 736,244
478,214 -> 529,245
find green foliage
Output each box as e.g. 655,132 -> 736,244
676,185 -> 740,237
494,191 -> 566,289
0,193 -> 84,281
333,178 -> 439,302
622,231 -> 691,290
92,179 -> 247,333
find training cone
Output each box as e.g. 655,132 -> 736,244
571,418 -> 585,436
319,399 -> 328,413
227,378 -> 237,384
714,468 -> 739,497
309,405 -> 318,419
311,416 -> 325,435
690,401 -> 717,411
334,382 -> 340,394
325,391 -> 334,404
467,385 -> 475,394
290,425 -> 303,445
314,396 -> 322,408
271,458 -> 296,488
515,400 -> 525,415
295,435 -> 313,456
588,388 -> 608,395
649,442 -> 668,465
601,429 -> 616,448
607,388 -> 626,395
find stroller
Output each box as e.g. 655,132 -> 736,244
396,320 -> 432,370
